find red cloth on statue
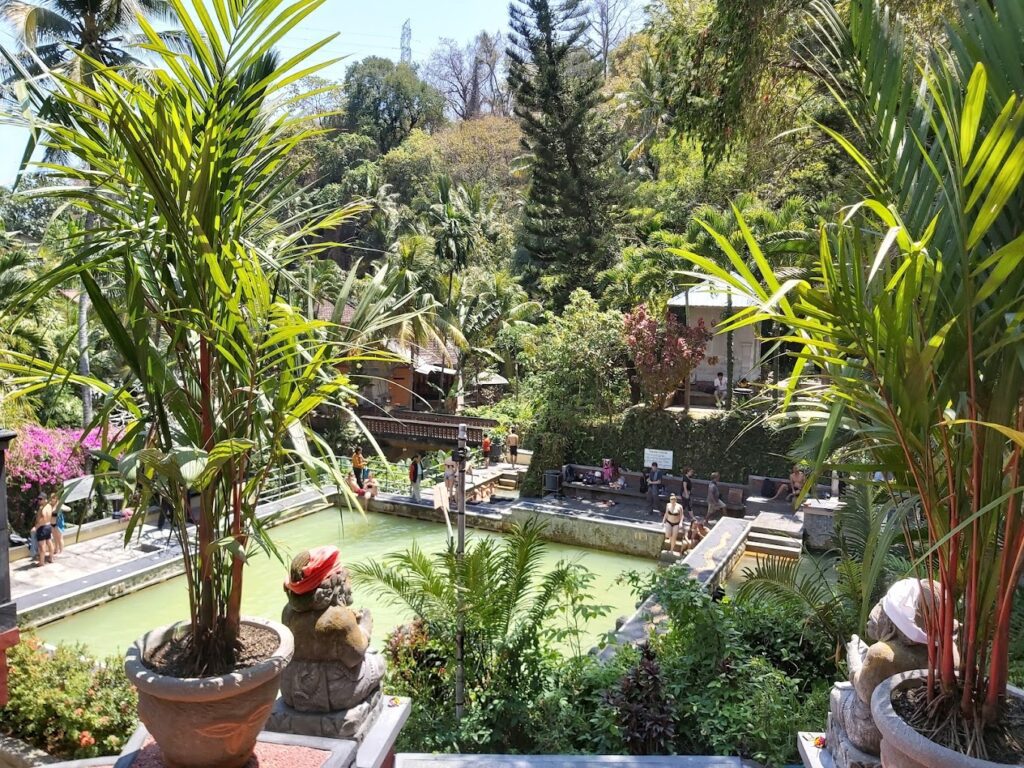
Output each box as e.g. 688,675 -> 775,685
285,545 -> 341,594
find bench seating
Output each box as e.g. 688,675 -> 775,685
560,464 -> 746,516
744,474 -> 833,515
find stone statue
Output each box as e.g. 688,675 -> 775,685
265,545 -> 385,739
827,579 -> 942,768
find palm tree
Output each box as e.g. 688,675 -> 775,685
685,0 -> 1024,736
1,0 -> 371,674
683,194 -> 813,407
737,482 -> 910,657
1,0 -> 182,434
350,517 -> 602,697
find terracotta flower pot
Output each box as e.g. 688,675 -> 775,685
124,617 -> 294,768
871,669 -> 1024,768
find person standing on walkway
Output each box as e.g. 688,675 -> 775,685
49,491 -> 64,555
482,434 -> 491,467
663,493 -> 686,555
681,467 -> 695,522
351,447 -> 366,488
409,454 -> 423,502
707,471 -> 727,521
507,428 -> 519,466
32,495 -> 54,567
714,372 -> 727,408
647,461 -> 664,513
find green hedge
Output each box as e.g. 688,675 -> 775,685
524,408 -> 793,494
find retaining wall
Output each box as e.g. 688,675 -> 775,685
509,504 -> 664,558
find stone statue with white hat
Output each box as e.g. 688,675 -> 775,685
827,578 -> 953,768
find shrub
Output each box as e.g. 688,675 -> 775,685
642,567 -> 834,766
532,649 -> 637,755
5,425 -> 101,533
577,408 -> 792,482
0,635 -> 137,759
605,645 -> 676,755
354,519 -> 610,754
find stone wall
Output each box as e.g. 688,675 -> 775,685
509,505 -> 664,558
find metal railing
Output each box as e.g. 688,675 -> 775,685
360,416 -> 490,445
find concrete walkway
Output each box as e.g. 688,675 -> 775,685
11,523 -> 177,603
13,488 -> 332,626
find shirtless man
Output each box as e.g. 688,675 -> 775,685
772,464 -> 806,502
507,428 -> 519,466
32,495 -> 54,566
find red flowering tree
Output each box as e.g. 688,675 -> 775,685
624,304 -> 713,409
5,425 -> 101,531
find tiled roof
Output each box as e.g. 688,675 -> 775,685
315,300 -> 356,323
385,336 -> 459,367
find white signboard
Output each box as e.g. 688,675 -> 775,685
643,449 -> 674,472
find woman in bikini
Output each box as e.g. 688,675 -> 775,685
662,494 -> 687,555
49,491 -> 65,555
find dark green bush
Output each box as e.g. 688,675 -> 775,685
640,567 -> 834,766
532,649 -> 638,755
605,645 -> 676,755
0,635 -> 137,758
576,408 -> 793,482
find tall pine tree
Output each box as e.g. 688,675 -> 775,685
507,0 -> 621,309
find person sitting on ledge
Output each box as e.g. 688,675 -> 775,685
363,471 -> 379,500
689,517 -> 709,547
771,463 -> 806,502
346,472 -> 366,497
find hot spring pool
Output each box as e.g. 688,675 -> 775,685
35,507 -> 658,657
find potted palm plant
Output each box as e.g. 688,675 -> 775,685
679,1 -> 1024,764
0,0 -> 377,765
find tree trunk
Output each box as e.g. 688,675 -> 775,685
78,287 -> 92,447
725,295 -> 734,410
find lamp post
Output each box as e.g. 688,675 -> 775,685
454,423 -> 467,722
0,430 -> 20,706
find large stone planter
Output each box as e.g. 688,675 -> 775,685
870,670 -> 1024,768
124,617 -> 294,768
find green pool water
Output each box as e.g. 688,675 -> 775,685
35,508 -> 657,657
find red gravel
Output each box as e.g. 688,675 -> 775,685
127,740 -> 331,768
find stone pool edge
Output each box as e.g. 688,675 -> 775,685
18,489 -> 669,630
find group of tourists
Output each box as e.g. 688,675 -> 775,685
29,492 -> 66,567
646,463 -> 723,556
481,428 -> 519,467
347,447 -> 379,500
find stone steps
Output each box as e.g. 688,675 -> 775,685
745,540 -> 802,558
747,531 -> 802,547
743,510 -> 804,559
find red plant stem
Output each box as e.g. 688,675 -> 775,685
985,404 -> 1024,720
937,419 -> 960,697
957,290 -> 983,704
961,526 -> 979,714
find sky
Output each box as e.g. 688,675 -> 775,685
0,0 -> 514,185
